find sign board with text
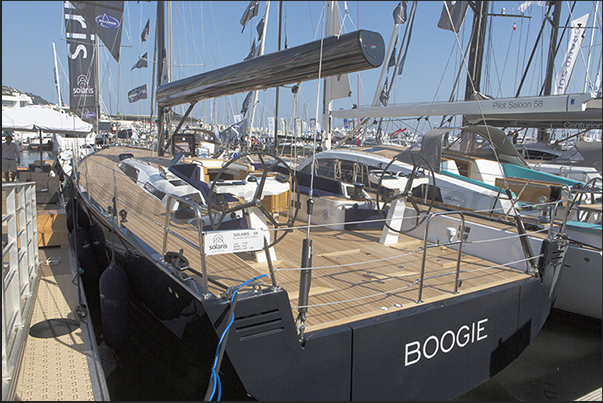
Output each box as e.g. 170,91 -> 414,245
203,229 -> 265,255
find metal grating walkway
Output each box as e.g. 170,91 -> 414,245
12,246 -> 110,401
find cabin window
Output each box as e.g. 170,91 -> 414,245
169,179 -> 186,186
144,182 -> 166,200
119,162 -> 139,182
317,159 -> 336,178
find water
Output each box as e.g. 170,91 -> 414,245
18,148 -> 57,169
455,309 -> 602,401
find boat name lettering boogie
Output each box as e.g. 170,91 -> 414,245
404,318 -> 488,366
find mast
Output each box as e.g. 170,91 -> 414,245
538,0 -> 561,144
167,1 -> 172,84
369,2 -> 404,145
156,1 -> 166,156
371,14 -> 400,107
461,1 -> 489,153
321,1 -> 337,151
248,1 -> 271,151
542,0 -> 562,97
274,0 -> 283,154
52,43 -> 63,108
463,1 -> 489,102
94,34 -> 100,135
583,2 -> 599,93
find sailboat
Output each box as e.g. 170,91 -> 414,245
330,1 -> 601,320
61,2 -> 571,400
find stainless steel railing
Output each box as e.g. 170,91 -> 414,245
417,211 -> 465,303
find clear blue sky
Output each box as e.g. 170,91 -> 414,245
2,1 -> 601,130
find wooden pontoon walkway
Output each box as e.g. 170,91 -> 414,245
79,146 -> 537,333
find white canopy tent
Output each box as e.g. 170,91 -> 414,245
2,105 -> 93,135
2,105 -> 93,169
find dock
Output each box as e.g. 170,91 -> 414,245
2,180 -> 109,401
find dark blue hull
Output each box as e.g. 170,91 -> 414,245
71,194 -> 566,401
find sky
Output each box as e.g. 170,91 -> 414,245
2,1 -> 601,134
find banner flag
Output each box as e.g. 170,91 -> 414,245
131,52 -> 148,70
244,38 -> 257,61
380,77 -> 389,106
241,91 -> 253,115
256,16 -> 265,40
554,13 -> 589,95
393,1 -> 407,24
64,1 -> 98,122
71,1 -> 124,62
141,19 -> 150,42
437,1 -> 468,33
128,84 -> 148,103
240,1 -> 259,33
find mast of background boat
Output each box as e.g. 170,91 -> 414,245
376,1 -> 418,144
273,0 -> 283,155
52,42 -> 64,109
439,6 -> 531,131
320,1 -> 336,151
459,1 -> 488,154
583,2 -> 599,93
95,33 -> 100,146
537,0 -> 562,145
166,0 -> 173,137
514,2 -> 558,99
368,2 -> 403,145
371,15 -> 399,109
248,1 -> 271,152
156,0 -> 166,156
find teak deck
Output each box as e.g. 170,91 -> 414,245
79,146 -> 533,332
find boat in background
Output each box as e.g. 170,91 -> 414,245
297,124 -> 601,320
528,141 -> 602,183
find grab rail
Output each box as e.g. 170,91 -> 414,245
417,211 -> 465,303
160,194 -> 279,299
162,194 -> 210,298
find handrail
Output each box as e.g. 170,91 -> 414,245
162,194 -> 210,298
417,211 -> 465,303
563,178 -> 602,222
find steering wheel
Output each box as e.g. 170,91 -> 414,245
584,177 -> 602,204
375,152 -> 437,234
207,152 -> 300,248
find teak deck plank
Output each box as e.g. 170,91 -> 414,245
79,147 -> 533,332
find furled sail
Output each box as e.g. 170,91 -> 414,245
156,30 -> 385,108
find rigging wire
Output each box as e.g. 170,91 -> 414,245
441,0 -> 521,215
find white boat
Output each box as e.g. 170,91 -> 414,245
528,141 -> 602,183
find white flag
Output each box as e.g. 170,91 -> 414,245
518,1 -> 546,14
554,14 -> 589,95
